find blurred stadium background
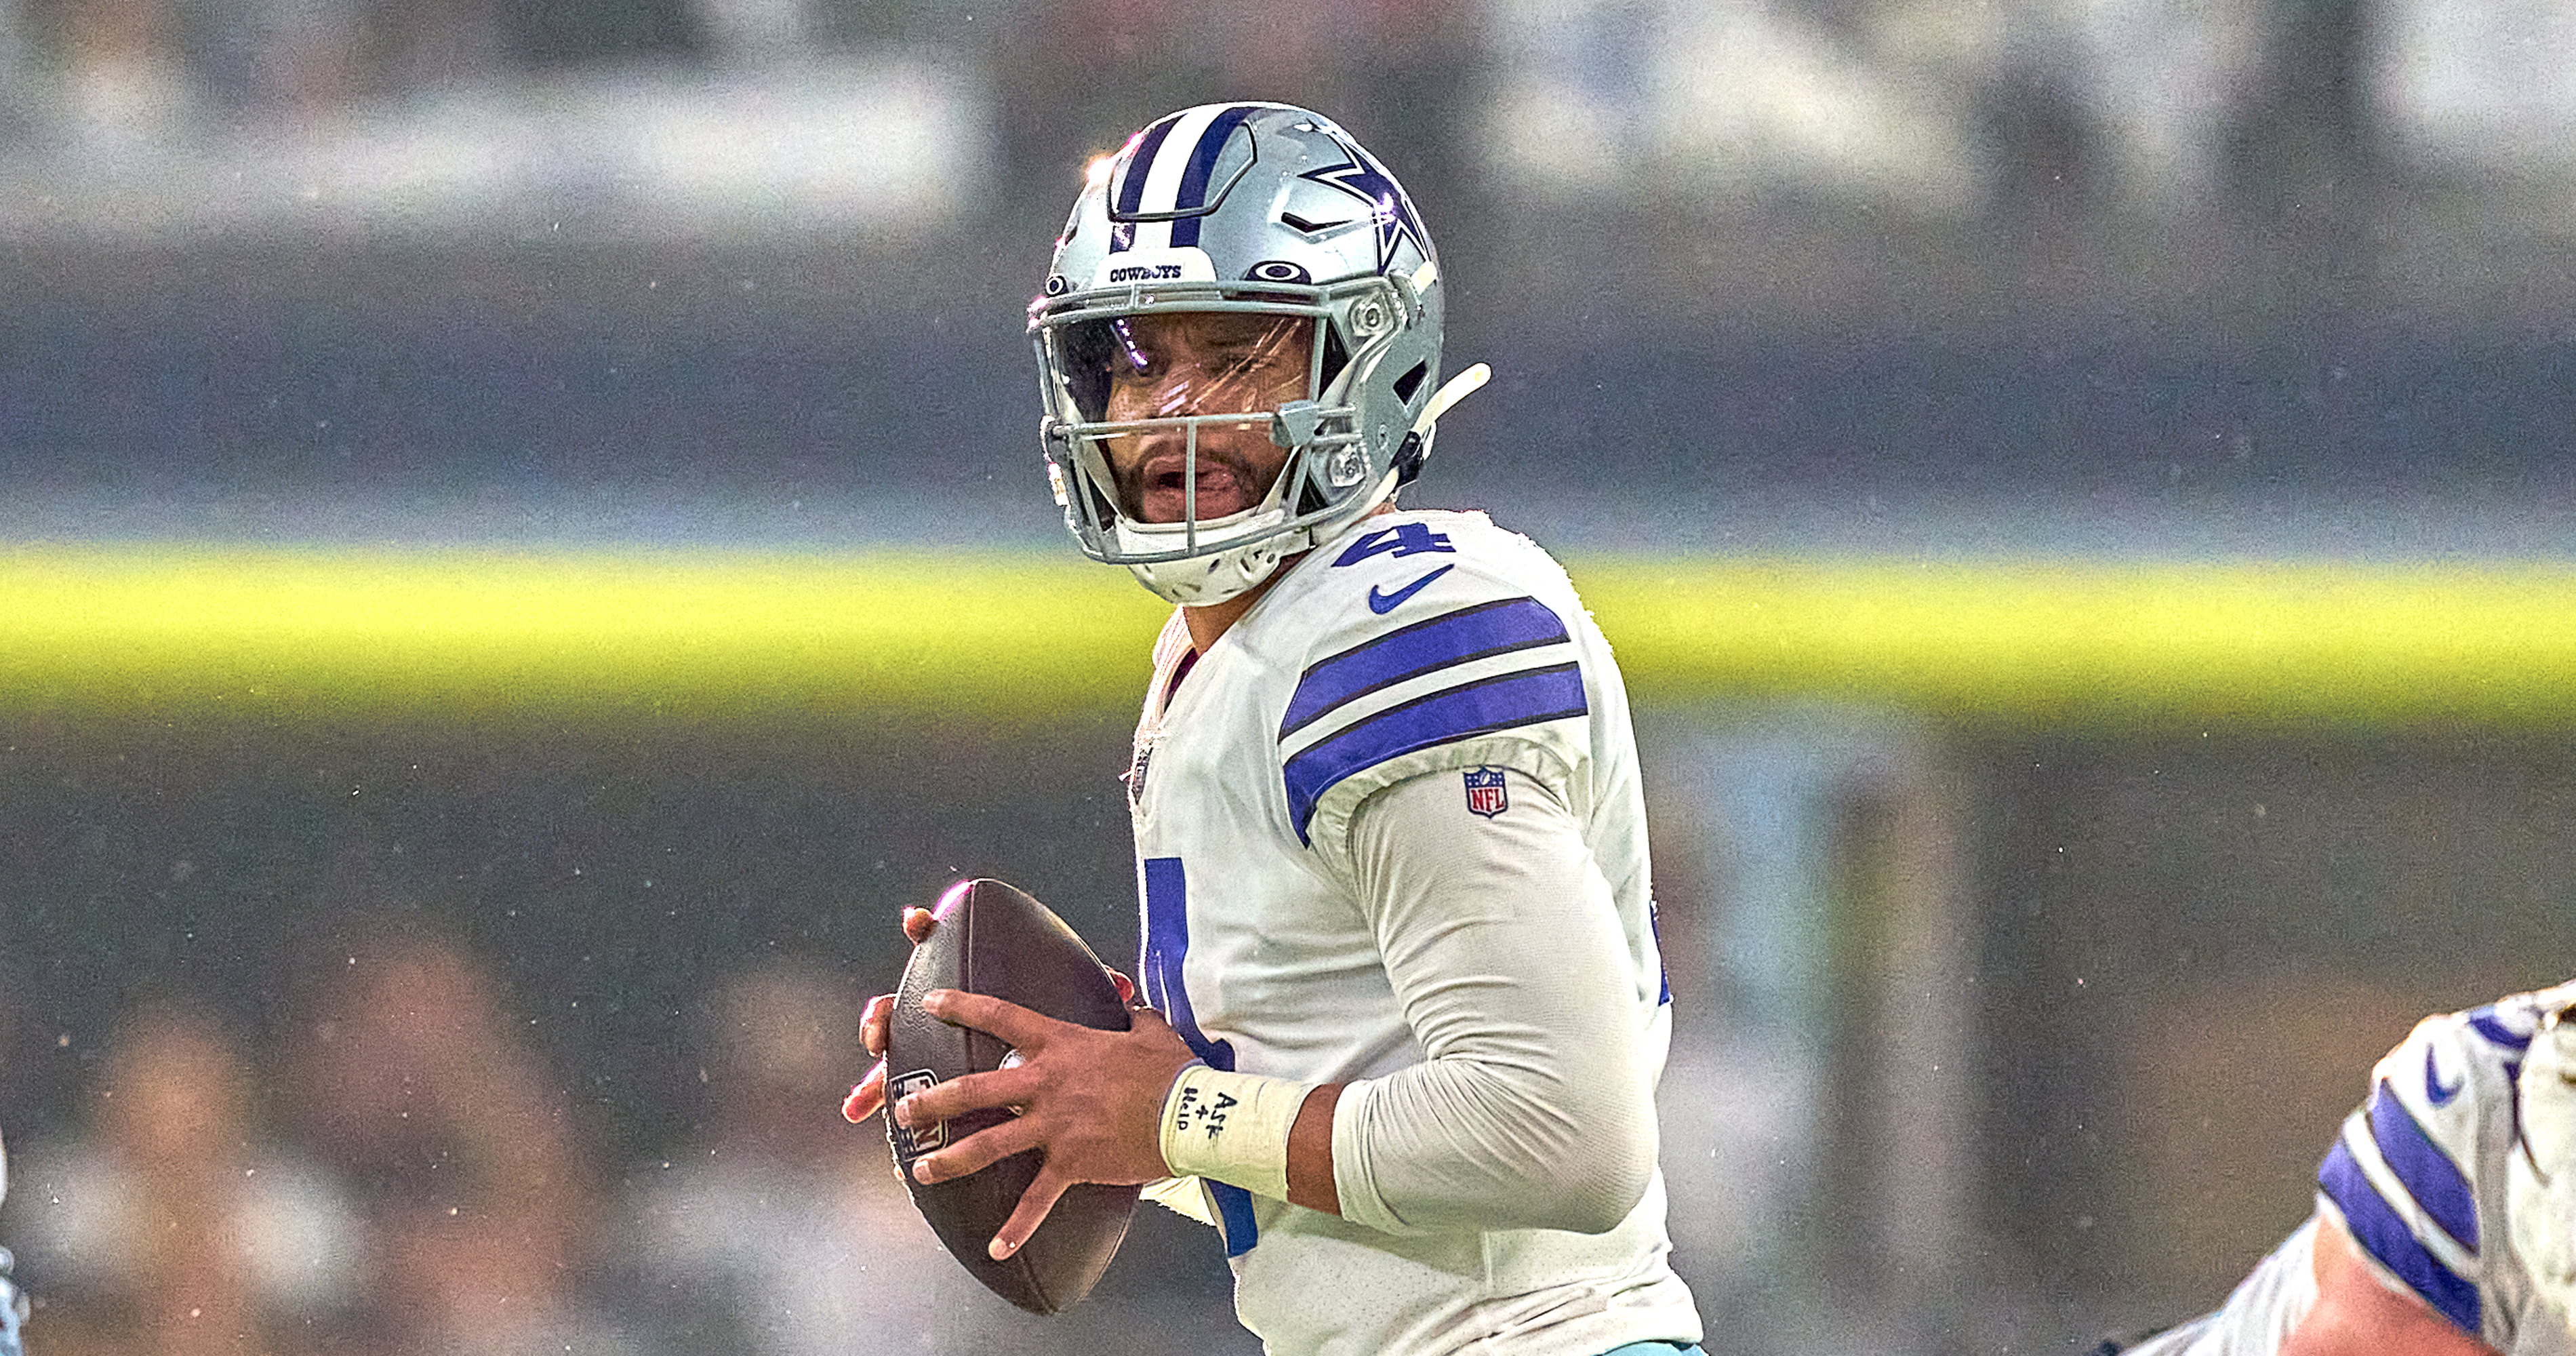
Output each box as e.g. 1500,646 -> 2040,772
3,0 -> 2575,1352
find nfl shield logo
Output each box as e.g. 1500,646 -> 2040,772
1464,767 -> 1508,818
887,1069 -> 946,1159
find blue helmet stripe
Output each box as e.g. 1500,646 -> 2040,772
1170,104 -> 1257,250
2364,1079 -> 2480,1250
1283,662 -> 1588,843
1113,114 -> 1183,228
2319,1138 -> 2482,1332
1280,597 -> 1570,740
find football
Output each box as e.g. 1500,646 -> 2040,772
884,877 -> 1138,1315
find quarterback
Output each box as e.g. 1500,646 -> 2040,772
2113,980 -> 2576,1356
845,103 -> 1706,1355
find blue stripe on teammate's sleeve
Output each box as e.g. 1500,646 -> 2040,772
2319,1137 -> 2482,1333
1283,662 -> 1587,842
1279,597 -> 1570,739
2365,1079 -> 2480,1250
2466,1005 -> 2533,1054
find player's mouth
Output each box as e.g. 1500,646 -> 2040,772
1135,447 -> 1262,523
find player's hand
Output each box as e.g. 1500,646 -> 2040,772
840,908 -> 1140,1125
841,906 -> 941,1124
891,986 -> 1195,1260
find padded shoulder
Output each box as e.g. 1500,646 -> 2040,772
1268,512 -> 1596,857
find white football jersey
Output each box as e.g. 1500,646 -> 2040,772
2132,978 -> 2576,1356
1125,509 -> 1699,1356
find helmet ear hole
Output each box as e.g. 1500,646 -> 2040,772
1317,325 -> 1350,393
1392,361 -> 1428,405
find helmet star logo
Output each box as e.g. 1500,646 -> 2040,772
1298,132 -> 1429,276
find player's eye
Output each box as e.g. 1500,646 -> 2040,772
1108,354 -> 1167,386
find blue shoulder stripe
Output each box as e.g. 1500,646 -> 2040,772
1280,597 -> 1570,740
2319,1138 -> 2482,1333
2365,1079 -> 2479,1250
1283,662 -> 1587,843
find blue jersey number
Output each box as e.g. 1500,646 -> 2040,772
1331,520 -> 1454,566
1141,856 -> 1262,1255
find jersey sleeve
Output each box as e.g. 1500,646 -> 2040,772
1325,766 -> 1657,1237
1272,530 -> 1596,871
2312,997 -> 2541,1340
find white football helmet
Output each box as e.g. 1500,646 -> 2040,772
2515,999 -> 2576,1334
1029,102 -> 1485,605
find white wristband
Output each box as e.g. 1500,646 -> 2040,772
1158,1062 -> 1312,1203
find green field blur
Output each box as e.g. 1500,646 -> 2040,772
9,546 -> 2572,726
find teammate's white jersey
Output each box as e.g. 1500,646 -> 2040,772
2132,979 -> 2576,1356
1125,509 -> 1700,1356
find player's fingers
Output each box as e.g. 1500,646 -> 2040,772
842,1058 -> 887,1123
921,988 -> 1063,1050
913,1112 -> 1043,1186
902,906 -> 938,944
1108,968 -> 1138,1006
1122,1001 -> 1180,1043
859,993 -> 895,1057
990,1165 -> 1076,1260
892,1062 -> 1038,1130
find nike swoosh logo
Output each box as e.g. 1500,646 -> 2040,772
2426,1045 -> 2465,1106
1368,564 -> 1453,614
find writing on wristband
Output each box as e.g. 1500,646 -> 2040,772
1159,1062 -> 1311,1203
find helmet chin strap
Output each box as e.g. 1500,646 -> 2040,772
1392,361 -> 1491,490
1412,363 -> 1490,439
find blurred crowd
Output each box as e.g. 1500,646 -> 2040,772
0,932 -> 1041,1356
6,0 -> 2560,236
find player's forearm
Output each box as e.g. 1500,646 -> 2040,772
1287,1081 -> 1342,1214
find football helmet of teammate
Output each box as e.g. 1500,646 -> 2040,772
1030,102 -> 1487,605
2513,999 -> 2576,1334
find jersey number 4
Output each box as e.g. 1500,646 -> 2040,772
1142,857 -> 1262,1256
1332,521 -> 1455,567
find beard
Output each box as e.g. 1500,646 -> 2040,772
1112,427 -> 1279,524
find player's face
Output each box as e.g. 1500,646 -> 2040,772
1096,311 -> 1314,524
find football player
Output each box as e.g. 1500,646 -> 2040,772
2108,980 -> 2576,1356
843,102 -> 1706,1355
